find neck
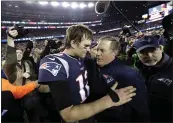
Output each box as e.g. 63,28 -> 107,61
18,61 -> 21,65
63,48 -> 75,57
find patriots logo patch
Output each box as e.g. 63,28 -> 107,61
39,62 -> 62,76
103,74 -> 114,84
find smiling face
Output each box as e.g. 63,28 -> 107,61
16,49 -> 23,61
72,35 -> 92,58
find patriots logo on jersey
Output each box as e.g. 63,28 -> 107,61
103,74 -> 114,84
39,62 -> 62,76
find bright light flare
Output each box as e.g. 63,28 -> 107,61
51,2 -> 60,6
62,2 -> 70,8
39,1 -> 48,5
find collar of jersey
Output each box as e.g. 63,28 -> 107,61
63,52 -> 81,61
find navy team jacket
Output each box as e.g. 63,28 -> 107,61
86,58 -> 150,122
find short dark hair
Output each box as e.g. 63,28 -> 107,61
99,36 -> 121,52
16,47 -> 24,52
65,25 -> 93,48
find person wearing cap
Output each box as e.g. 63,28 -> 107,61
133,35 -> 172,122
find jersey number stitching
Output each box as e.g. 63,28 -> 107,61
76,70 -> 90,102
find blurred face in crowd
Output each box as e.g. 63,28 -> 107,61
32,41 -> 36,48
90,45 -> 97,59
97,40 -> 117,67
72,35 -> 91,58
44,40 -> 48,46
128,37 -> 136,46
16,49 -> 23,61
137,46 -> 163,66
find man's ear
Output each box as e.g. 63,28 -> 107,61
70,40 -> 76,49
159,45 -> 164,52
112,50 -> 119,56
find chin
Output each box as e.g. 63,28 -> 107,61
143,62 -> 157,66
97,61 -> 104,67
80,54 -> 86,58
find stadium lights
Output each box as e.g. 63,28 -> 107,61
79,3 -> 87,9
39,1 -> 48,5
51,2 -> 60,7
26,0 -> 33,4
71,2 -> 78,9
88,2 -> 94,8
62,2 -> 70,8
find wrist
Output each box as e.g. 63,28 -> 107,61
103,95 -> 113,109
7,36 -> 14,41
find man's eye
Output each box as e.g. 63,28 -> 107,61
84,45 -> 89,48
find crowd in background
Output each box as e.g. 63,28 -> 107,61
1,4 -> 172,122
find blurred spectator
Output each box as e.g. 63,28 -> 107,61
162,12 -> 173,57
3,27 -> 45,122
2,91 -> 24,122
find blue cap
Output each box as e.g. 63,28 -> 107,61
133,35 -> 160,52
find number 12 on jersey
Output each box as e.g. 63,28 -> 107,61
76,70 -> 90,102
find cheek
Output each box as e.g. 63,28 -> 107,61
93,50 -> 97,54
155,51 -> 162,60
137,54 -> 144,60
102,54 -> 112,61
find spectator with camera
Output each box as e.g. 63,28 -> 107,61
3,26 -> 47,122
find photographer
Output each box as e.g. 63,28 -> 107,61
22,40 -> 38,80
3,26 -> 46,122
3,27 -> 32,84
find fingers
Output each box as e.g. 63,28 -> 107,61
122,87 -> 136,99
9,30 -> 18,37
121,86 -> 136,93
111,82 -> 118,90
8,26 -> 15,31
126,93 -> 136,99
125,87 -> 136,93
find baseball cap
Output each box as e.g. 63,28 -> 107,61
133,35 -> 160,52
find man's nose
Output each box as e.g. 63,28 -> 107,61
146,52 -> 153,58
97,50 -> 101,56
86,47 -> 90,52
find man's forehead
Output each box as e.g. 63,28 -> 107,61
98,40 -> 111,46
16,49 -> 23,52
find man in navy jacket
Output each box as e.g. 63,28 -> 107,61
95,36 -> 150,122
133,35 -> 172,122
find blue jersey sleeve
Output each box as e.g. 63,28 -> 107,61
38,55 -> 68,83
